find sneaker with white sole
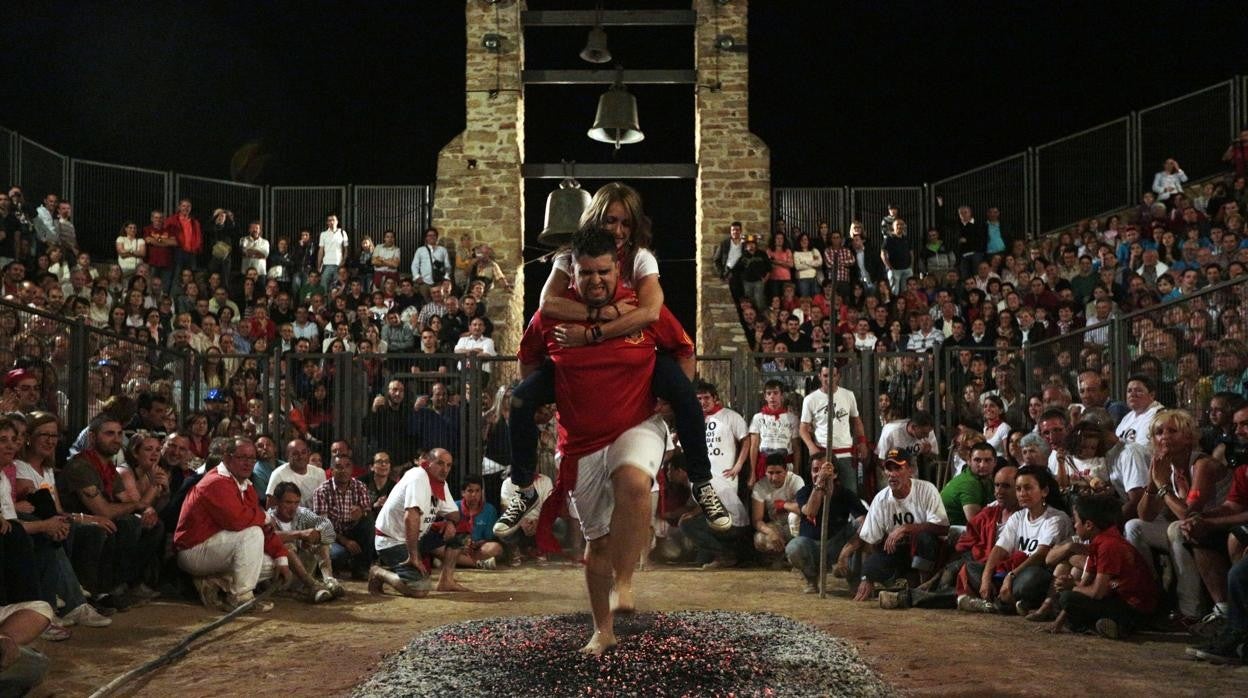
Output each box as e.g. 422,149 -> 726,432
957,594 -> 997,614
62,603 -> 113,628
323,576 -> 346,599
40,623 -> 71,642
475,558 -> 497,570
309,587 -> 333,604
1186,629 -> 1246,665
493,487 -> 539,538
692,481 -> 732,532
193,576 -> 231,612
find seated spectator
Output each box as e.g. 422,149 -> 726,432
265,438 -> 325,508
312,453 -> 373,581
963,465 -> 1070,614
58,415 -> 164,611
1127,409 -> 1230,627
843,449 -> 949,602
267,481 -> 338,603
453,476 -> 503,569
780,457 -> 865,594
751,454 -> 805,561
0,600 -> 53,695
360,450 -> 396,519
370,449 -> 466,597
1045,495 -> 1158,639
941,442 -> 994,528
174,437 -> 291,612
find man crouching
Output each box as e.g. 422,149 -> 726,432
370,448 -> 466,597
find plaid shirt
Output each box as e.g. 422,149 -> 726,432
823,246 -> 855,283
312,477 -> 372,536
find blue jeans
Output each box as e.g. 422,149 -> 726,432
796,277 -> 821,298
174,248 -> 199,279
887,267 -> 913,295
680,515 -> 747,563
509,353 -> 711,487
1228,554 -> 1248,635
861,530 -> 941,583
321,264 -> 339,287
329,518 -> 374,575
786,526 -> 854,582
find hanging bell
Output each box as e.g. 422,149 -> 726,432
580,25 -> 611,63
588,71 -> 644,149
538,178 -> 592,249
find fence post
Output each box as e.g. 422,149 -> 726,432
1111,316 -> 1129,401
67,318 -> 89,436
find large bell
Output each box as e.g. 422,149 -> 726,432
580,25 -> 611,63
588,78 -> 644,148
538,179 -> 592,249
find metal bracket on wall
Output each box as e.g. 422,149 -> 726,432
522,163 -> 697,179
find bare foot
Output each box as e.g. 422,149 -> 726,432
1038,621 -> 1067,634
610,586 -> 635,615
436,580 -> 471,592
0,634 -> 17,670
578,630 -> 617,656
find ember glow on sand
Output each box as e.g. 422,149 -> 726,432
354,611 -> 892,697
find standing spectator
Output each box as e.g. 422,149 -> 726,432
239,221 -> 269,278
114,221 -> 145,277
1152,158 -> 1188,205
712,221 -> 745,303
169,198 -> 203,278
800,365 -> 868,494
881,218 -> 913,295
739,234 -> 770,313
946,199 -> 987,279
747,379 -> 799,482
453,317 -> 496,375
822,230 -> 855,297
144,209 -> 176,291
207,208 -> 237,281
410,227 -> 450,294
792,233 -> 821,298
317,214 -> 349,284
766,230 -> 794,301
32,193 -> 58,257
371,229 -> 402,290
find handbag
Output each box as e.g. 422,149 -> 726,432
425,246 -> 446,283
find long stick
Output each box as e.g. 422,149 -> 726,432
88,588 -> 275,698
817,475 -> 830,598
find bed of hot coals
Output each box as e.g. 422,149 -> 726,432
353,611 -> 893,697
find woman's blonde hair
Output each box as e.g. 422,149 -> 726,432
1148,408 -> 1198,443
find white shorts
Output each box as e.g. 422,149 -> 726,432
569,415 -> 668,541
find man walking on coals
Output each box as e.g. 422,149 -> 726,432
517,226 -> 695,655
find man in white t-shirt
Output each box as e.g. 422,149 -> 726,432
748,379 -> 799,484
800,364 -> 868,494
750,455 -> 805,557
317,214 -> 349,284
842,449 -> 949,601
681,381 -> 751,568
369,449 -> 463,597
876,411 -> 939,481
265,438 -> 326,508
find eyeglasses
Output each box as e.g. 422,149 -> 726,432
373,458 -> 391,464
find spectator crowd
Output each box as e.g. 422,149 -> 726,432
4,153 -> 1248,692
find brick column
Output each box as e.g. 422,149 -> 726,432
432,1 -> 526,358
694,0 -> 771,383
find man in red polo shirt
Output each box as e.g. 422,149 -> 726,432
517,226 -> 694,655
169,198 -> 203,279
144,208 -> 177,292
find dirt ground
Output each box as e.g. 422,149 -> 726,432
30,563 -> 1247,697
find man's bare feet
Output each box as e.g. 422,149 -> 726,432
579,630 -> 617,656
0,634 -> 18,670
610,586 -> 635,614
437,580 -> 471,592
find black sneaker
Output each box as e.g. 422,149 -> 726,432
1187,630 -> 1246,665
692,481 -> 732,532
493,487 -> 539,538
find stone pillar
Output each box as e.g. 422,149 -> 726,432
432,1 -> 526,359
694,0 -> 771,389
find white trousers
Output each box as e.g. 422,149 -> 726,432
177,527 -> 275,597
1123,516 -> 1202,618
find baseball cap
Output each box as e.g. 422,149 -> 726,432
883,448 -> 911,470
204,388 -> 229,403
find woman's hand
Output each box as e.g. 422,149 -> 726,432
553,324 -> 592,348
1149,445 -> 1171,490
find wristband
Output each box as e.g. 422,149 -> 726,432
856,436 -> 867,445
590,325 -> 604,343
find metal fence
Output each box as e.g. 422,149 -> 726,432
17,136 -> 68,203
175,175 -> 264,235
1136,79 -> 1238,186
270,186 -> 349,243
70,160 -> 171,260
0,127 -> 14,186
772,78 -> 1248,242
773,187 -> 848,236
352,185 -> 433,250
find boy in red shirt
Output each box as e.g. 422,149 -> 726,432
1046,495 -> 1158,639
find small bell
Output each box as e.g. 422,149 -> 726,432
538,178 -> 592,249
588,70 -> 644,149
580,25 -> 611,64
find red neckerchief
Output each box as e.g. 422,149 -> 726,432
82,449 -> 116,501
985,419 -> 1002,431
760,404 -> 787,419
703,404 -> 723,417
423,464 -> 447,502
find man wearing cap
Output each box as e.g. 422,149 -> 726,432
841,448 -> 949,601
202,387 -> 232,425
738,233 -> 771,314
800,365 -> 868,494
0,369 -> 41,413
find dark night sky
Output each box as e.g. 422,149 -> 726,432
2,1 -> 1247,330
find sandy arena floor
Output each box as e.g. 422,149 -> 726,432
30,563 -> 1248,697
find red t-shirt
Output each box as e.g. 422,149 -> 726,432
1225,464 -> 1248,508
144,224 -> 175,268
518,286 -> 693,460
1084,526 -> 1158,613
